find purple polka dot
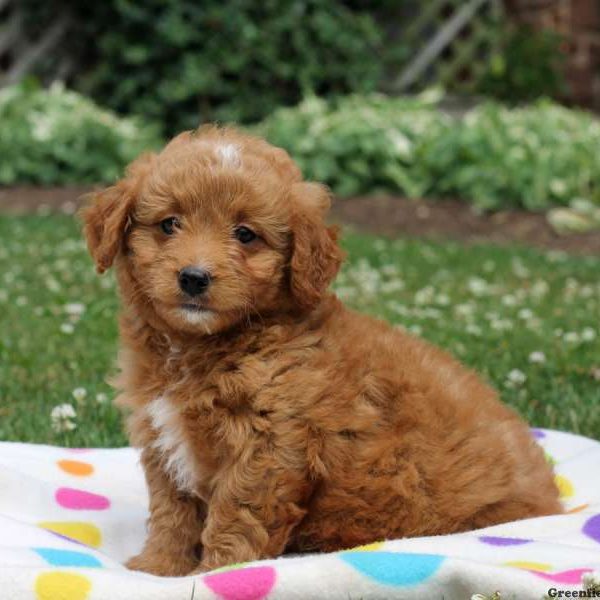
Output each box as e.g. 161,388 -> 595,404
531,429 -> 546,440
46,530 -> 86,547
582,514 -> 600,544
55,487 -> 110,511
479,536 -> 532,546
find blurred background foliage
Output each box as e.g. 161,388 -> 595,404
17,0 -> 567,134
22,0 -> 385,133
2,0 -> 600,224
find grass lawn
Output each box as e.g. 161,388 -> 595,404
1,214 -> 599,447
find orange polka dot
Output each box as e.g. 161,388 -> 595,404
57,460 -> 94,477
39,522 -> 102,548
567,503 -> 589,514
35,572 -> 91,600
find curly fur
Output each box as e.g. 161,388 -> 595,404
81,126 -> 562,575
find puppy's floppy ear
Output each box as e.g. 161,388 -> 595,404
289,182 -> 344,311
81,153 -> 155,274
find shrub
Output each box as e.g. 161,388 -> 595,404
255,94 -> 600,211
474,26 -> 566,103
254,91 -> 453,198
430,101 -> 600,211
0,81 -> 162,185
58,0 -> 384,134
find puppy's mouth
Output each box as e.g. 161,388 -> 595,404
180,302 -> 211,313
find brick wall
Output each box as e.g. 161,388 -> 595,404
505,0 -> 600,109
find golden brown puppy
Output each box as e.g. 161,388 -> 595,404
82,126 -> 562,576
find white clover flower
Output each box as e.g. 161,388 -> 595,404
381,264 -> 399,277
95,393 -> 108,404
64,302 -> 86,316
380,280 -> 405,293
435,294 -> 450,306
518,308 -> 533,320
506,369 -> 527,387
72,387 -> 87,403
388,302 -> 409,316
45,278 -> 61,293
564,331 -> 580,344
466,324 -> 482,336
502,294 -> 517,307
511,259 -> 530,279
60,323 -> 75,335
51,403 -> 77,433
467,277 -> 489,296
529,351 -> 546,364
455,303 -> 475,317
408,324 -> 422,335
491,319 -> 513,331
414,286 -> 435,305
531,280 -> 549,297
582,327 -> 597,342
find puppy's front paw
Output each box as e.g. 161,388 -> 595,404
126,551 -> 197,577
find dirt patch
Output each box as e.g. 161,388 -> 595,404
332,196 -> 600,256
1,186 -> 598,256
0,186 -> 96,215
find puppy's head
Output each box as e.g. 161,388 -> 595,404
82,127 -> 343,335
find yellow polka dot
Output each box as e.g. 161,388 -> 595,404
38,522 -> 102,548
35,572 -> 91,600
555,474 -> 574,499
346,541 -> 385,552
57,459 -> 94,477
505,561 -> 553,572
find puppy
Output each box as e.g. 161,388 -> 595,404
82,126 -> 561,575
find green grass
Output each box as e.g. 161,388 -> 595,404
1,215 -> 599,447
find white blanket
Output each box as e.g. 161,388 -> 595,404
1,429 -> 599,600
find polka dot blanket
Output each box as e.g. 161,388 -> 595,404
1,429 -> 600,600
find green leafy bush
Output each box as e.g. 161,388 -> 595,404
255,94 -> 600,210
474,26 -> 566,103
0,81 -> 162,185
57,0 -> 384,134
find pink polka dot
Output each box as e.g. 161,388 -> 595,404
528,568 -> 593,585
55,487 -> 110,511
203,566 -> 276,600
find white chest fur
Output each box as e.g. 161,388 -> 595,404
146,395 -> 198,494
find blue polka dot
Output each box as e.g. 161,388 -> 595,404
340,551 -> 444,586
33,547 -> 102,568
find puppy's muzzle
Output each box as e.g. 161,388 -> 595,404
178,267 -> 211,297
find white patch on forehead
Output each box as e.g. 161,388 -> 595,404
147,395 -> 198,493
216,143 -> 241,168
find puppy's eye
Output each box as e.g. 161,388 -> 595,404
234,225 -> 257,244
160,217 -> 180,235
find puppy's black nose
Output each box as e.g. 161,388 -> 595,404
178,267 -> 211,296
